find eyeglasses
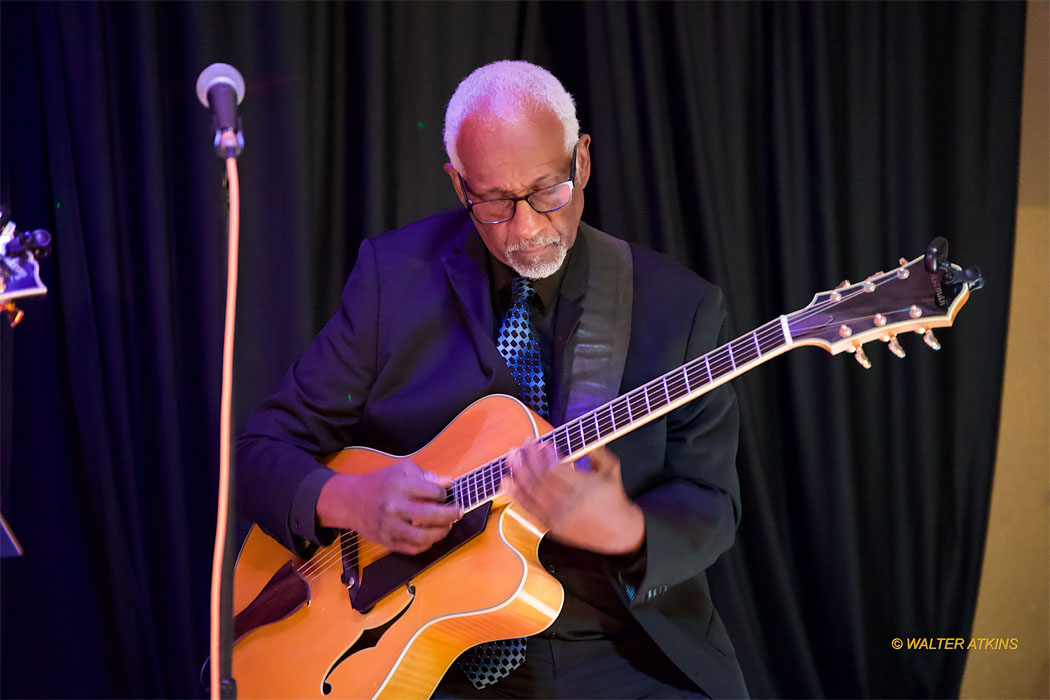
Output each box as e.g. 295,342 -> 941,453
458,144 -> 578,225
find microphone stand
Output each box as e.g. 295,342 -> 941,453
210,127 -> 243,700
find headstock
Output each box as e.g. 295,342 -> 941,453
0,206 -> 51,328
787,238 -> 983,367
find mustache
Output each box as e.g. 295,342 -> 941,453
507,236 -> 561,253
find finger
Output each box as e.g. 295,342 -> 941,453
400,469 -> 453,502
508,481 -> 545,524
387,519 -> 442,553
504,447 -> 526,483
520,439 -> 557,475
422,470 -> 456,489
587,446 -> 621,477
402,501 -> 462,528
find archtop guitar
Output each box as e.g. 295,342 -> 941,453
230,238 -> 982,698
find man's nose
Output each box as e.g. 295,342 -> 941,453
508,199 -> 544,238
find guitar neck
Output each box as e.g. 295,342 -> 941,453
448,245 -> 980,512
449,317 -> 795,512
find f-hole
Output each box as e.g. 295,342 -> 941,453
320,588 -> 416,696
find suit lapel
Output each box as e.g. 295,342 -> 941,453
442,229 -> 516,390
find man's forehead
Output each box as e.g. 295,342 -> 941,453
456,109 -> 568,193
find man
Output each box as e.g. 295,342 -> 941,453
238,60 -> 747,698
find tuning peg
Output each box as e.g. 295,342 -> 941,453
831,279 -> 851,302
852,344 -> 872,369
3,302 -> 24,328
923,330 -> 941,351
886,336 -> 906,358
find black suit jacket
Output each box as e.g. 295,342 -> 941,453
237,209 -> 748,698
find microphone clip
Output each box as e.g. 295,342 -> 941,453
213,118 -> 245,159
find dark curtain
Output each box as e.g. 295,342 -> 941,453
0,2 -> 1023,698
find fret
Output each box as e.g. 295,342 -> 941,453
727,343 -> 736,370
568,420 -> 583,454
486,462 -> 497,498
646,382 -> 667,412
662,376 -> 671,404
752,331 -> 761,358
624,394 -> 634,423
704,355 -> 713,383
686,361 -> 705,390
743,335 -> 760,365
733,335 -> 759,367
764,320 -> 787,354
592,411 -> 602,442
489,462 -> 499,498
555,429 -> 570,460
578,419 -> 588,449
672,367 -> 689,401
599,403 -> 615,435
628,389 -> 647,420
779,315 -> 793,345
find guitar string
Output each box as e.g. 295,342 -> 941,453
290,269 -> 917,585
550,268 -> 921,453
294,271 -> 911,583
294,272 -> 912,584
296,315 -> 840,582
295,455 -> 513,582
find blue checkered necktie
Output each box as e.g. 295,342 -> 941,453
496,276 -> 549,419
456,276 -> 547,689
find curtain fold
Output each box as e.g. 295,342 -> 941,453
0,2 -> 1023,697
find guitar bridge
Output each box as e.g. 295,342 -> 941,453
340,530 -> 360,606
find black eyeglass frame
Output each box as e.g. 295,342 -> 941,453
457,143 -> 579,225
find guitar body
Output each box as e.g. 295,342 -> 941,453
232,395 -> 565,699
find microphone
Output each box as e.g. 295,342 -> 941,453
196,63 -> 246,158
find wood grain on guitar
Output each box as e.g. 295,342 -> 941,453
230,239 -> 982,699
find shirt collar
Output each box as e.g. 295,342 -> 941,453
486,243 -> 574,315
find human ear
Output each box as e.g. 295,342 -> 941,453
576,134 -> 592,189
444,163 -> 467,206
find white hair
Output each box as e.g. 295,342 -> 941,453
443,60 -> 580,173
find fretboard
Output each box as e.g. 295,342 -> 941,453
448,316 -> 795,512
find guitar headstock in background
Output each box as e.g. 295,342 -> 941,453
0,205 -> 51,328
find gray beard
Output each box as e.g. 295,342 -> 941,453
506,236 -> 568,279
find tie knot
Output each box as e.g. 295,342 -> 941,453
511,276 -> 535,305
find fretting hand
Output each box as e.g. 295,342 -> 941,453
316,459 -> 462,555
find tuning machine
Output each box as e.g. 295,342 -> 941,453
850,342 -> 872,369
3,302 -> 24,328
911,327 -> 942,350
884,335 -> 906,358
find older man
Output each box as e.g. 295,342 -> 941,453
238,60 -> 746,698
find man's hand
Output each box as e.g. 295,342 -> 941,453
505,440 -> 645,555
316,459 -> 462,555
